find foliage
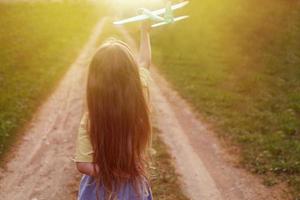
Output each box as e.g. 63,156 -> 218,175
152,0 -> 300,197
150,126 -> 189,200
0,2 -> 103,158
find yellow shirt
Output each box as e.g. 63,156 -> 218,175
74,67 -> 151,163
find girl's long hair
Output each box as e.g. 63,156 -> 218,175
86,39 -> 151,199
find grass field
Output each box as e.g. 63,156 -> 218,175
150,127 -> 189,200
0,4 -> 189,198
0,2 -> 103,158
151,0 -> 300,197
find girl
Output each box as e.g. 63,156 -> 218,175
74,23 -> 153,200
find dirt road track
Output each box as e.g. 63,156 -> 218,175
119,27 -> 288,200
0,18 -> 288,200
150,69 -> 287,200
0,18 -> 105,200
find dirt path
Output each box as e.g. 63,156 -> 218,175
0,18 -> 105,200
150,69 -> 287,200
0,19 -> 287,200
118,28 -> 288,200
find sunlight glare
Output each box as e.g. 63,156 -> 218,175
105,0 -> 165,13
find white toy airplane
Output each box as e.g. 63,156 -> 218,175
113,1 -> 189,28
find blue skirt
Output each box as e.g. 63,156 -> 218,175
78,175 -> 153,200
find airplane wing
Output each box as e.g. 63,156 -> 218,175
152,15 -> 189,28
152,1 -> 189,16
113,14 -> 149,25
173,15 -> 189,22
113,1 -> 189,25
151,21 -> 168,28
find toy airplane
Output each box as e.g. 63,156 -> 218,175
113,1 -> 189,28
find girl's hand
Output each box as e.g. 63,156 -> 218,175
76,162 -> 99,176
141,20 -> 151,32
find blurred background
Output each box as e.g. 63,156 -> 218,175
0,0 -> 299,198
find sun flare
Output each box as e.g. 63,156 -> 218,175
105,0 -> 166,13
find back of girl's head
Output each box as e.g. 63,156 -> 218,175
86,38 -> 151,199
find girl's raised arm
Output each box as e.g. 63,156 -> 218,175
139,21 -> 151,69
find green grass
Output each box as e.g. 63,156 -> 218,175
151,0 -> 300,198
0,2 -> 104,159
150,127 -> 189,200
0,8 -> 189,197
